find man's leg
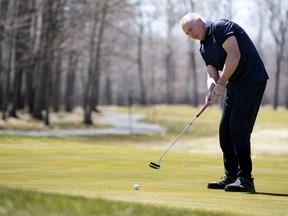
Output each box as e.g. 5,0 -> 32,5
207,91 -> 238,190
225,81 -> 267,192
219,91 -> 238,179
229,81 -> 267,180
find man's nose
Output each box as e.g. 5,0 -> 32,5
189,32 -> 195,38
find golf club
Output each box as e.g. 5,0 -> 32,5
149,99 -> 211,169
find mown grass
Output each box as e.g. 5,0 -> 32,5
0,105 -> 287,216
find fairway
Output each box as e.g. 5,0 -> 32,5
0,106 -> 287,215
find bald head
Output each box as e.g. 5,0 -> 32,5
180,12 -> 206,41
180,13 -> 204,26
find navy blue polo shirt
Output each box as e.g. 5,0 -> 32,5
199,19 -> 269,91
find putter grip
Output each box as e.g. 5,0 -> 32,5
196,99 -> 211,117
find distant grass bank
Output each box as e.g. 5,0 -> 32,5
104,105 -> 288,136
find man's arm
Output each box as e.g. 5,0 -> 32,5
206,65 -> 219,102
218,36 -> 241,85
207,65 -> 219,91
209,36 -> 241,105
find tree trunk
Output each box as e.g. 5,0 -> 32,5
83,2 -> 98,124
187,0 -> 199,106
273,53 -> 281,109
9,68 -> 23,118
165,46 -> 175,104
165,0 -> 176,104
52,54 -> 62,112
32,0 -> 44,120
137,24 -> 146,105
286,63 -> 288,108
9,0 -> 32,117
186,41 -> 199,106
32,57 -> 45,120
136,11 -> 146,105
65,50 -> 78,112
267,0 -> 288,109
0,0 -> 18,120
43,50 -> 53,126
104,75 -> 112,105
91,0 -> 108,112
0,2 -> 4,111
25,65 -> 34,113
84,0 -> 108,124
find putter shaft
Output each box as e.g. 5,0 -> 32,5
149,99 -> 211,169
157,115 -> 197,164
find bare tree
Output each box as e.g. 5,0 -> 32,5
65,50 -> 78,112
266,0 -> 288,109
83,1 -> 99,124
1,0 -> 287,127
91,0 -> 109,111
134,2 -> 146,105
84,0 -> 109,124
184,0 -> 199,106
0,0 -> 18,120
9,0 -> 35,118
63,1 -> 80,112
285,54 -> 288,108
165,0 -> 178,104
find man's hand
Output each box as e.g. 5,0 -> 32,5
205,89 -> 213,103
209,83 -> 226,105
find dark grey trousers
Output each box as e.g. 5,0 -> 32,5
219,81 -> 267,181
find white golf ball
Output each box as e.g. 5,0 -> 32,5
134,184 -> 140,190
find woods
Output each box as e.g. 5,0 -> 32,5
0,0 -> 288,126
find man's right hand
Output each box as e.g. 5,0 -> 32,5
208,83 -> 226,105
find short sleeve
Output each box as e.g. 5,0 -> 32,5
212,19 -> 235,46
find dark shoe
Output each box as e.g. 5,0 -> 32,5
207,176 -> 236,189
224,177 -> 256,193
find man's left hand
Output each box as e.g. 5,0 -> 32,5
210,83 -> 226,105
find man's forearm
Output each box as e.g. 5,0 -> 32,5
218,36 -> 241,84
207,76 -> 216,91
206,65 -> 219,93
218,53 -> 239,84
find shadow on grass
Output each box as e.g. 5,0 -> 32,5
254,192 -> 288,197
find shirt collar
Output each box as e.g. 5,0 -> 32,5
200,21 -> 212,44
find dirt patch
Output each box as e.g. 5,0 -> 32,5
251,129 -> 288,155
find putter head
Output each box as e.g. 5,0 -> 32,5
149,161 -> 160,169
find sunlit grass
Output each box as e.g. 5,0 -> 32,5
0,105 -> 287,215
0,187 -> 227,216
0,132 -> 287,216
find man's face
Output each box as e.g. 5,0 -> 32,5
182,18 -> 206,41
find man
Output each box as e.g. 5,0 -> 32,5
180,12 -> 269,193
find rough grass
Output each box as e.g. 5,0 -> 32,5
0,105 -> 287,216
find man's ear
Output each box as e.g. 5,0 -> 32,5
196,18 -> 203,24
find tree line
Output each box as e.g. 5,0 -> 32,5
0,0 -> 287,126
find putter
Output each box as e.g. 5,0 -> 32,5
149,99 -> 211,169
